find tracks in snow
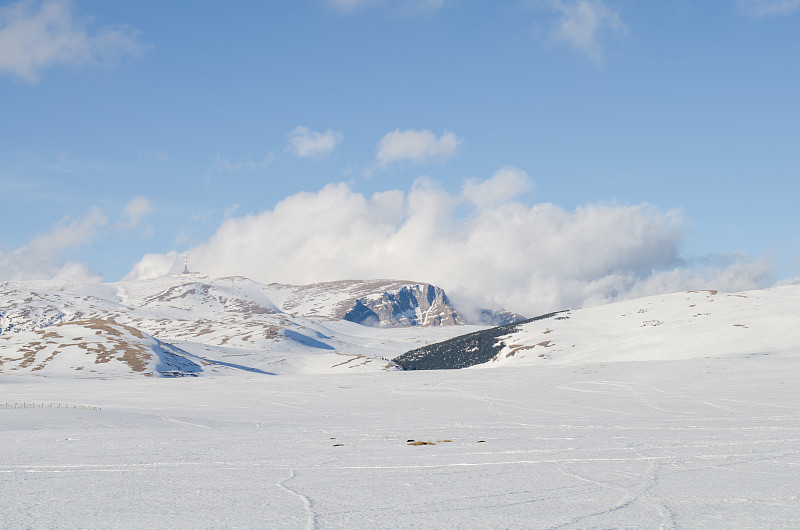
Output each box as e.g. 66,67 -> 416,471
276,469 -> 317,530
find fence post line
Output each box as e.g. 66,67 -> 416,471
3,402 -> 101,411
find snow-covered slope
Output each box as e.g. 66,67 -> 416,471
0,275 -> 483,377
485,287 -> 800,366
6,277 -> 798,377
0,319 -> 203,377
395,286 -> 800,369
500,287 -> 796,368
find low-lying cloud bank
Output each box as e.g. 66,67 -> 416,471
125,168 -> 774,316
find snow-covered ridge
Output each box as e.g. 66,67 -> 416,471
6,275 -> 796,378
489,285 -> 800,365
396,286 -> 800,370
0,318 -> 203,377
487,286 -> 800,366
0,275 -> 466,335
0,275 -> 486,377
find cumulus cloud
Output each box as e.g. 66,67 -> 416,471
0,207 -> 106,282
737,0 -> 800,16
547,0 -> 627,65
0,0 -> 149,82
117,196 -> 153,230
287,126 -> 343,158
124,172 -> 772,316
123,250 -> 182,281
374,129 -> 460,170
462,167 -> 532,209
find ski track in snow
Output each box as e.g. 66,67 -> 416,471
276,469 -> 317,530
161,415 -> 212,429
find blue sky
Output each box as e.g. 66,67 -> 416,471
1,0 -> 799,313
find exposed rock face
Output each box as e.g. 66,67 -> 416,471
263,279 -> 468,327
342,284 -> 465,328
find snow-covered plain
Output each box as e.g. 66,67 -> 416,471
2,283 -> 799,527
3,355 -> 799,528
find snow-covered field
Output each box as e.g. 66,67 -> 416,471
3,354 -> 798,528
2,283 -> 799,527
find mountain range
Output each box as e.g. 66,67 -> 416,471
0,274 -> 497,377
2,274 -> 797,378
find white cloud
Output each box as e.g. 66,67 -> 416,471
123,250 -> 182,281
328,0 -> 447,14
0,0 -> 149,82
0,207 -> 106,281
328,0 -> 373,12
548,0 -> 627,65
287,126 -> 343,158
117,196 -> 153,230
173,230 -> 188,246
737,0 -> 800,16
213,153 -> 274,172
213,155 -> 242,172
27,206 -> 106,254
462,166 -> 532,209
125,173 -> 772,316
374,129 -> 460,170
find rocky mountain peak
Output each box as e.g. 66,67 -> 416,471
342,283 -> 465,327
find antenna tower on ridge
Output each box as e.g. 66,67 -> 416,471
182,256 -> 190,274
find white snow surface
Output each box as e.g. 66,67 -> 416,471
483,286 -> 800,367
2,357 -> 798,528
1,282 -> 799,527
